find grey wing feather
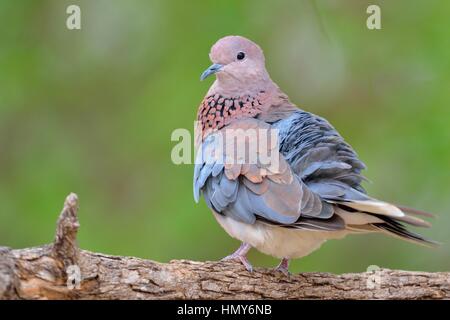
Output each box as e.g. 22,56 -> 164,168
193,119 -> 341,229
273,110 -> 368,201
273,110 -> 433,243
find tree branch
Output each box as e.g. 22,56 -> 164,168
0,193 -> 448,300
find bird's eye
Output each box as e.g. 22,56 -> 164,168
237,52 -> 245,60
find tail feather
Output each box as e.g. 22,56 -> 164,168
335,199 -> 432,228
371,218 -> 439,247
396,205 -> 435,218
331,198 -> 437,246
391,214 -> 431,228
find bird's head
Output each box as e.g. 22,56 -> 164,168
201,36 -> 272,95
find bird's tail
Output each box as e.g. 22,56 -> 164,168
333,199 -> 438,247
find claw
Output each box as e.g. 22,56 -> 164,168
237,255 -> 253,272
220,243 -> 253,272
274,258 -> 290,276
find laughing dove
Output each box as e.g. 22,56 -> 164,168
193,35 -> 434,273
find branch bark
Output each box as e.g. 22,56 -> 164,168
0,193 -> 448,300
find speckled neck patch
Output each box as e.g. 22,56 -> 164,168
197,91 -> 268,137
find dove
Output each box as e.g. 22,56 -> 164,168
193,35 -> 434,274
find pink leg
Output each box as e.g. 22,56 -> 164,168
274,258 -> 290,275
221,243 -> 253,272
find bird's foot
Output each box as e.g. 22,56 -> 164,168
222,253 -> 253,272
274,258 -> 290,276
221,243 -> 253,272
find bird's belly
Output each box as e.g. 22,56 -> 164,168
213,212 -> 348,259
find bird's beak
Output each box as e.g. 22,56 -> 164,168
200,63 -> 223,81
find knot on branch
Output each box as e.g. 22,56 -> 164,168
52,193 -> 80,267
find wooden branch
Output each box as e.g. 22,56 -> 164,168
0,193 -> 449,300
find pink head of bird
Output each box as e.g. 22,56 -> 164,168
201,36 -> 272,94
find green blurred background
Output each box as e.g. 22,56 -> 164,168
0,0 -> 448,273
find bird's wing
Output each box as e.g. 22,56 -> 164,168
273,110 -> 367,194
273,110 -> 435,244
194,113 -> 434,244
193,118 -> 343,229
